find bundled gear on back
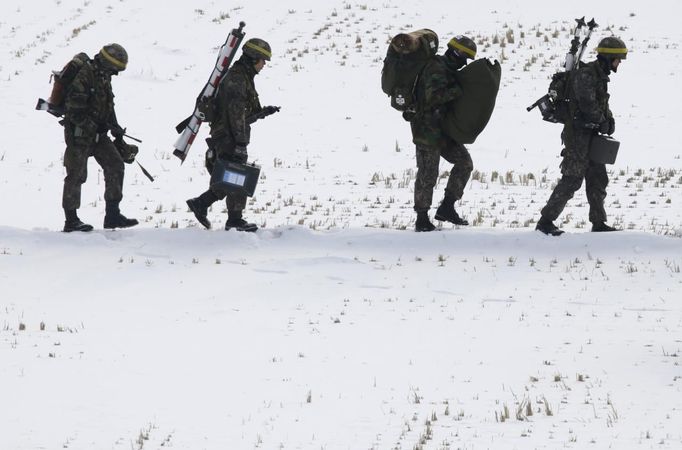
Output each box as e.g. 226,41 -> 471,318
35,53 -> 90,117
382,30 -> 500,145
527,17 -> 598,123
173,22 -> 247,162
381,29 -> 439,112
441,57 -> 501,144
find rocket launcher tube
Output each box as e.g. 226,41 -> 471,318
173,22 -> 246,162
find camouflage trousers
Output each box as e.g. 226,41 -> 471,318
540,128 -> 608,224
204,137 -> 248,213
62,130 -> 124,210
414,141 -> 473,212
208,188 -> 247,213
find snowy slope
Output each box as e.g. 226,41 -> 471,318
1,1 -> 681,449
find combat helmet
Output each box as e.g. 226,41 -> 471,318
98,43 -> 128,72
447,35 -> 477,59
596,36 -> 627,60
242,38 -> 272,61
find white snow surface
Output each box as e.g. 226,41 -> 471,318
1,1 -> 681,449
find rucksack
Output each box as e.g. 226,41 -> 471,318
36,52 -> 90,117
381,29 -> 439,111
546,71 -> 572,124
527,70 -> 574,124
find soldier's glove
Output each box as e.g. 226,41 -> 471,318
231,144 -> 248,163
402,109 -> 416,122
110,123 -> 126,139
262,105 -> 281,117
599,118 -> 615,136
114,137 -> 139,164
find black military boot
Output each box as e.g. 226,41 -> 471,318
415,211 -> 436,232
186,196 -> 212,230
225,210 -> 258,232
103,201 -> 139,229
535,217 -> 564,236
434,196 -> 469,225
591,222 -> 618,232
63,209 -> 93,233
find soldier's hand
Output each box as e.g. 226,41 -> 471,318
231,144 -> 248,163
607,117 -> 615,136
402,109 -> 416,122
598,120 -> 610,135
114,137 -> 138,164
262,105 -> 281,116
110,123 -> 126,139
122,144 -> 138,164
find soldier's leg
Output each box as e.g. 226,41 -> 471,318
433,141 -> 471,225
540,175 -> 584,222
413,145 -> 440,212
225,192 -> 247,213
585,161 -> 609,225
187,189 -> 221,230
225,193 -> 256,231
62,143 -> 89,211
440,141 -> 473,201
540,129 -> 590,223
62,141 -> 94,231
92,136 -> 125,204
93,136 -> 138,228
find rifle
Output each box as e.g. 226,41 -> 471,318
525,94 -> 552,114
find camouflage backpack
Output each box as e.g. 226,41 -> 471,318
381,29 -> 439,111
42,53 -> 91,116
546,71 -> 573,124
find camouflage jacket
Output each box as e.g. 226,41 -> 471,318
410,55 -> 464,147
209,58 -> 262,146
64,57 -> 116,137
569,59 -> 612,127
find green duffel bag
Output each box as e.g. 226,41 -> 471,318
442,58 -> 501,144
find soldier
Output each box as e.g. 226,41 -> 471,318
186,38 -> 275,232
61,43 -> 138,232
407,36 -> 476,232
536,37 -> 627,236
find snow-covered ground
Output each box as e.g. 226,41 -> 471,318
1,1 -> 681,449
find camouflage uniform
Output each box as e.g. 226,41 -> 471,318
205,57 -> 262,213
62,58 -> 124,210
411,55 -> 473,212
540,59 -> 612,224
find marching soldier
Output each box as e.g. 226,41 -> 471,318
536,37 -> 627,236
61,43 -> 138,232
186,38 -> 275,232
408,36 -> 477,232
